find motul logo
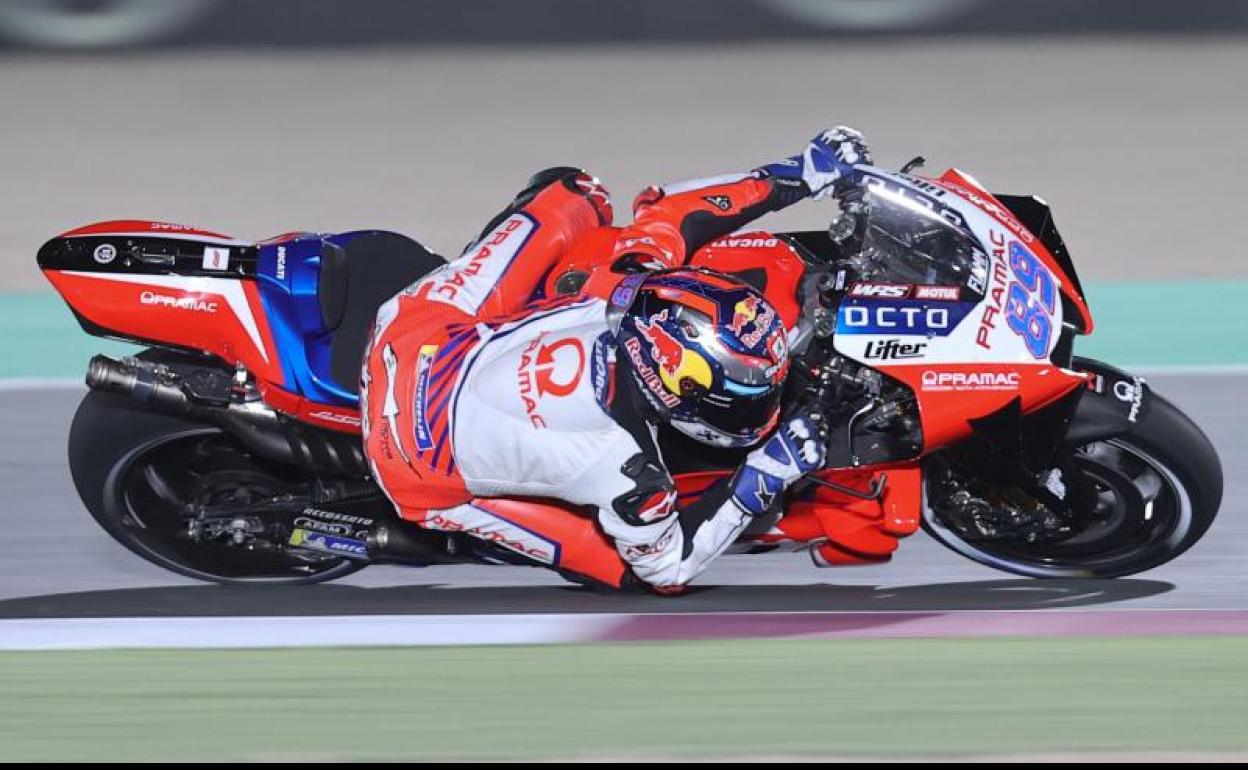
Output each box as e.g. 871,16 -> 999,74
921,370 -> 1020,392
139,290 -> 217,313
914,285 -> 960,301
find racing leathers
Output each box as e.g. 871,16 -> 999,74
360,128 -> 868,589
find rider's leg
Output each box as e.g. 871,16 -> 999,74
413,498 -> 631,589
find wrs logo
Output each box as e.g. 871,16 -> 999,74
518,335 -> 586,428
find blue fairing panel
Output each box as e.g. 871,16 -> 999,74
254,233 -> 359,408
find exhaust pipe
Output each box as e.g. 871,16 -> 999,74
85,354 -> 370,478
368,523 -> 459,565
86,355 -> 192,413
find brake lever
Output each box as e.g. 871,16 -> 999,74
806,472 -> 888,501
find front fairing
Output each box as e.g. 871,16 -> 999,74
832,167 -> 1092,450
838,167 -> 1092,366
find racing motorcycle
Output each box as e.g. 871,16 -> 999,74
36,158 -> 1223,588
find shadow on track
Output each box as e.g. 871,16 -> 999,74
0,578 -> 1174,618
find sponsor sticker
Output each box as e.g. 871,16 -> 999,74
625,337 -> 680,408
140,290 -> 217,313
413,344 -> 438,450
517,335 -> 586,430
202,246 -> 230,271
288,528 -> 369,559
425,506 -> 559,565
294,516 -> 354,537
837,299 -> 974,337
977,230 -> 1011,350
849,282 -> 911,300
93,243 -> 117,264
1113,375 -> 1146,423
920,370 -> 1020,392
591,333 -> 613,407
913,285 -> 961,301
709,236 -> 780,249
306,410 -> 362,428
425,213 -> 536,314
864,339 -> 927,361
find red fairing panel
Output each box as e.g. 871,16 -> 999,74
58,219 -> 249,245
687,231 -> 806,329
884,362 -> 1084,450
44,269 -> 283,383
935,169 -> 1095,334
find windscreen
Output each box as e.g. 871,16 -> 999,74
846,182 -> 989,297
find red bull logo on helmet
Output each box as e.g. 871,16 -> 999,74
730,295 -> 777,348
730,296 -> 760,336
633,310 -> 713,397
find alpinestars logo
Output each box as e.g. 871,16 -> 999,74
703,194 -> 732,211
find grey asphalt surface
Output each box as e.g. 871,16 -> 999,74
0,373 -> 1240,617
3,39 -> 1248,291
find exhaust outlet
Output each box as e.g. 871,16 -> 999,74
85,355 -> 191,412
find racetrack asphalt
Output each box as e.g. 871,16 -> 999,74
0,373 -> 1240,618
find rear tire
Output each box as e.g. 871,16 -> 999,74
69,389 -> 365,584
922,392 -> 1223,578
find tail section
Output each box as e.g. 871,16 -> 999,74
38,219 -> 283,383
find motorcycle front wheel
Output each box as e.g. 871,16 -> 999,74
922,391 -> 1223,578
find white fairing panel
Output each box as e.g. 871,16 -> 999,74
832,169 -> 1064,369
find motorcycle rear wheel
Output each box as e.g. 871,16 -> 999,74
68,389 -> 366,584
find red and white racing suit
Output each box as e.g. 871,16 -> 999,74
360,167 -> 809,589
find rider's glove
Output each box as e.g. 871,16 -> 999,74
731,412 -> 828,517
756,126 -> 872,200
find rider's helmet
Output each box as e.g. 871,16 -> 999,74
612,268 -> 790,448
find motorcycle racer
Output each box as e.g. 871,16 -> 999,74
360,127 -> 871,591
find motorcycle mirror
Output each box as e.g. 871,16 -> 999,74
900,155 -> 926,174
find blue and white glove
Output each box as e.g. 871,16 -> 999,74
756,126 -> 872,200
731,413 -> 828,517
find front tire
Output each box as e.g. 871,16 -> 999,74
68,390 -> 365,584
922,392 -> 1223,578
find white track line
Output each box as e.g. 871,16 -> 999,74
0,377 -> 83,391
0,614 -> 617,651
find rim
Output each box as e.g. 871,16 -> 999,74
103,429 -> 359,582
923,439 -> 1194,578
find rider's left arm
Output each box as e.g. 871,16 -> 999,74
610,174 -> 808,268
589,412 -> 827,589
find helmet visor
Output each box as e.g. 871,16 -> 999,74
688,380 -> 783,445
